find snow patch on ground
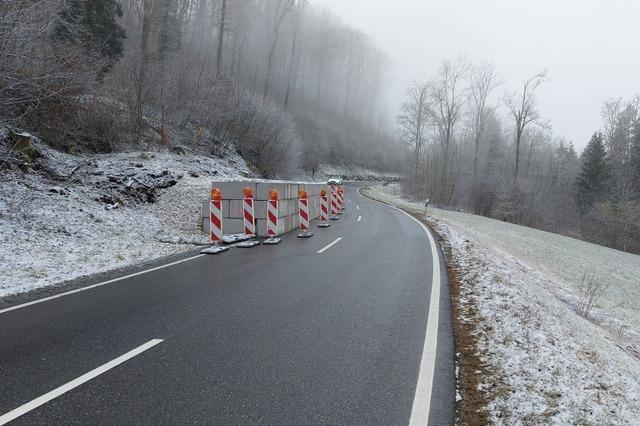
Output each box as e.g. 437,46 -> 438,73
0,143 -> 251,297
364,184 -> 640,425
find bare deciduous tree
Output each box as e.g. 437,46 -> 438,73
468,63 -> 500,178
398,82 -> 430,199
503,71 -> 548,185
429,57 -> 470,205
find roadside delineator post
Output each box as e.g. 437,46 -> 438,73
263,190 -> 282,245
318,189 -> 331,228
330,185 -> 339,220
237,186 -> 261,248
297,190 -> 314,238
200,188 -> 229,254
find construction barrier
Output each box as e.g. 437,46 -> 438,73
297,190 -> 313,238
210,188 -> 223,243
337,186 -> 344,214
202,181 -> 331,236
330,186 -> 339,220
243,187 -> 256,236
200,188 -> 230,254
318,189 -> 330,228
264,190 -> 282,245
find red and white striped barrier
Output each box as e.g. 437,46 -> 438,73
264,190 -> 282,244
337,186 -> 344,214
330,186 -> 339,220
243,188 -> 255,236
318,189 -> 330,228
297,190 -> 313,238
201,188 -> 229,254
238,187 -> 260,247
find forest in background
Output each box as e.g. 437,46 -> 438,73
0,0 -> 401,177
2,1 -> 639,254
398,58 -> 640,254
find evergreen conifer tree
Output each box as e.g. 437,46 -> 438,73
56,0 -> 126,77
575,132 -> 610,212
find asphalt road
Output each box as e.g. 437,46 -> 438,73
0,184 -> 454,425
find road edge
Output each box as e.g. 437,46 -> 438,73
358,186 -> 455,425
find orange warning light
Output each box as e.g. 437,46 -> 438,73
243,187 -> 254,199
211,188 -> 222,201
299,190 -> 308,199
269,190 -> 279,201
320,189 -> 326,197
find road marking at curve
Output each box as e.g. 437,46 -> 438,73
357,187 -> 442,425
0,339 -> 164,425
357,215 -> 362,222
317,237 -> 342,254
0,255 -> 206,315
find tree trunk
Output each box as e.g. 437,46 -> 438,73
216,0 -> 226,78
283,17 -> 300,110
514,128 -> 522,185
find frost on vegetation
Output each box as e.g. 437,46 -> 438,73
364,184 -> 640,425
0,135 -> 252,297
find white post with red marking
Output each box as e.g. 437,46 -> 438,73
297,190 -> 314,238
330,186 -> 340,220
318,189 -> 331,228
264,190 -> 282,245
237,186 -> 261,248
200,188 -> 229,254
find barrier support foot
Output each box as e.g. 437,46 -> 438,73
237,240 -> 261,248
200,245 -> 230,255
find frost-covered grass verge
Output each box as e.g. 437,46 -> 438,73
363,184 -> 640,425
0,141 -> 252,297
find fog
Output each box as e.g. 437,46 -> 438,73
314,0 -> 640,149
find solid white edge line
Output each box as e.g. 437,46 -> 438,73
0,339 -> 164,425
0,255 -> 206,315
317,237 -> 342,254
357,215 -> 362,222
357,187 -> 441,425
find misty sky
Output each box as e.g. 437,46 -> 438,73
313,0 -> 639,149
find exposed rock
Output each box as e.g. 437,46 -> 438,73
170,146 -> 188,155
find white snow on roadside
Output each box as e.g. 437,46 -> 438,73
0,146 -> 251,297
364,184 -> 640,425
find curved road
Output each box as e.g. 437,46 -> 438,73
0,183 -> 454,425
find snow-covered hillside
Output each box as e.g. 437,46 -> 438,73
364,184 -> 640,425
0,135 -> 253,297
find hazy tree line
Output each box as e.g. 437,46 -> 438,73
399,58 -> 640,254
0,0 -> 399,177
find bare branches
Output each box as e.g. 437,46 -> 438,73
398,81 -> 430,199
503,71 -> 549,183
576,270 -> 609,319
468,63 -> 500,177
